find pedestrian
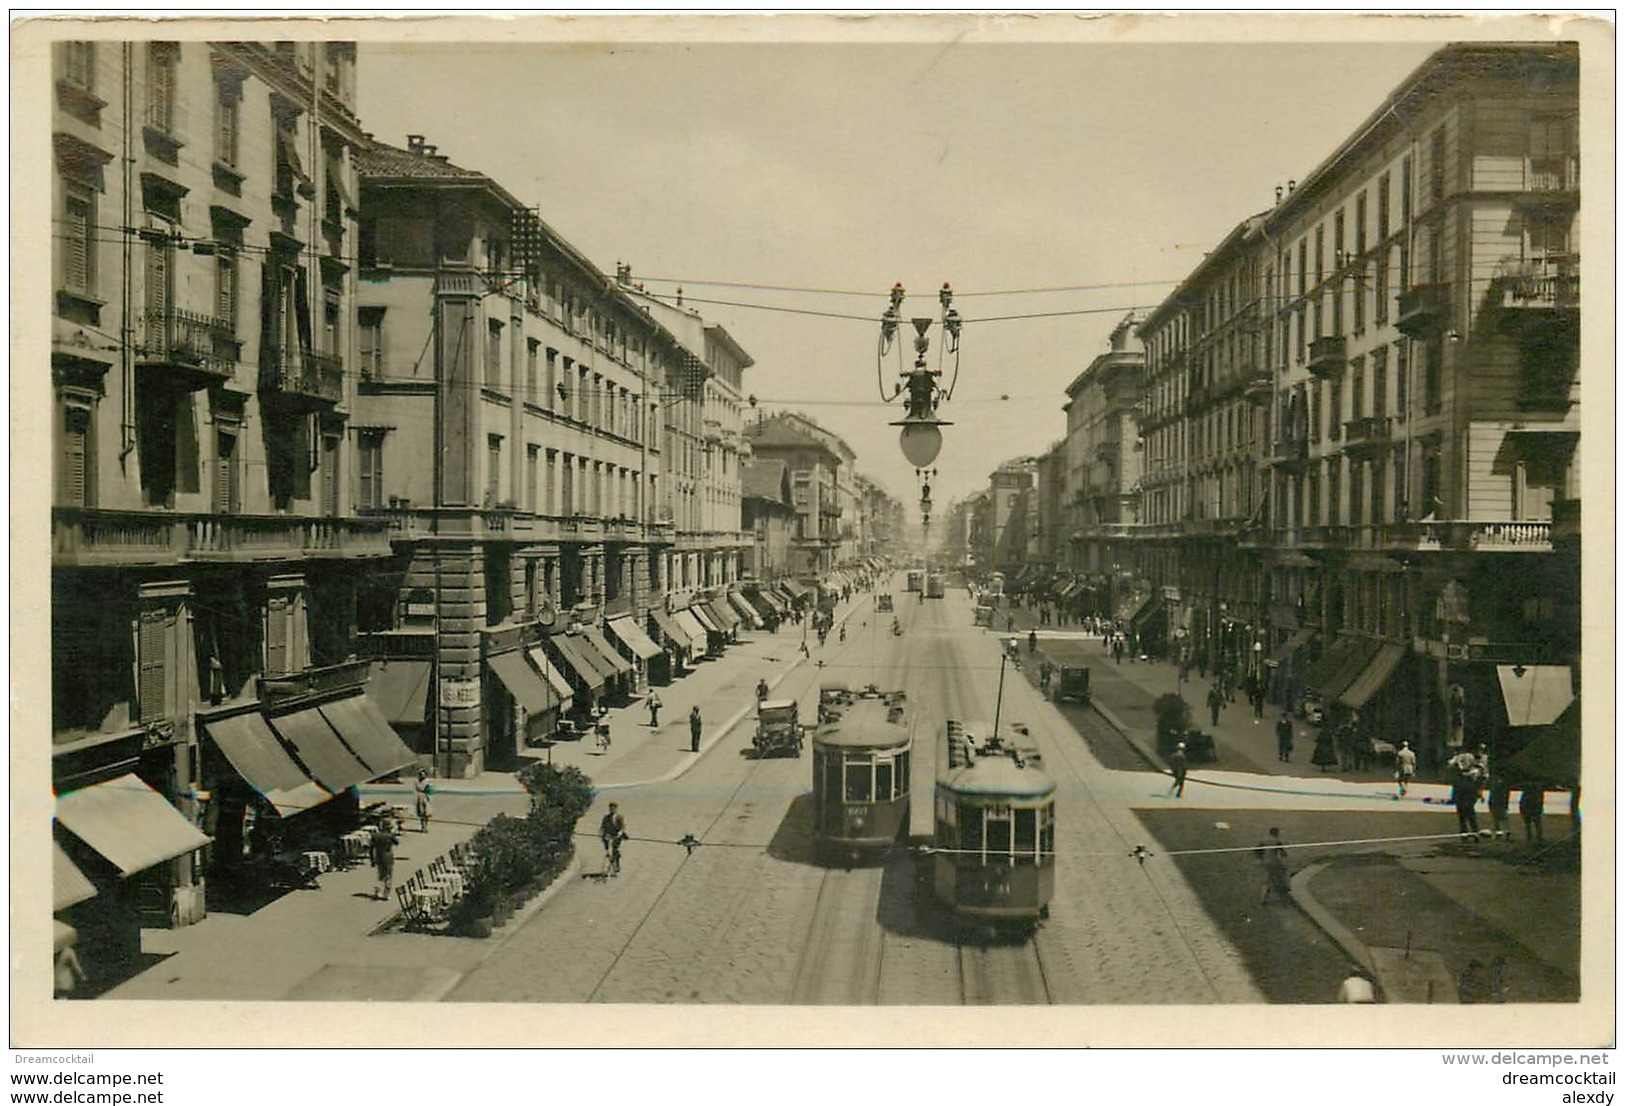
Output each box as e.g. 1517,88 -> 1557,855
599,801 -> 627,877
647,691 -> 662,728
1168,742 -> 1188,798
1006,613 -> 1015,633
1275,714 -> 1294,762
798,640 -> 810,659
1207,684 -> 1224,728
1028,629 -> 1037,654
413,769 -> 433,833
1113,638 -> 1124,665
1518,782 -> 1545,846
1312,726 -> 1339,772
1252,684 -> 1265,722
1337,969 -> 1378,1003
756,678 -> 769,705
1039,660 -> 1053,695
370,819 -> 397,900
1256,827 -> 1290,904
1394,740 -> 1417,796
689,705 -> 703,753
1486,776 -> 1511,840
1452,776 -> 1482,840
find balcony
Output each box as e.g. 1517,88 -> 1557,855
1268,436 -> 1308,469
1493,256 -> 1579,316
1306,335 -> 1346,379
1395,282 -> 1450,339
263,346 -> 344,408
602,516 -> 640,541
1381,519 -> 1553,554
1518,157 -> 1580,206
53,508 -> 394,567
260,658 -> 371,708
138,309 -> 237,388
1342,415 -> 1393,449
1243,373 -> 1273,404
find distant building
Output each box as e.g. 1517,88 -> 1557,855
741,458 -> 795,580
743,412 -> 851,579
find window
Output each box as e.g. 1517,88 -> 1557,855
1371,455 -> 1386,523
1327,459 -> 1341,526
526,339 -> 539,405
1373,352 -> 1387,419
546,348 -> 558,409
358,308 -> 384,380
1309,380 -> 1322,442
138,608 -> 169,723
1402,155 -> 1414,225
1374,248 -> 1389,323
58,401 -> 94,507
1377,172 -> 1391,241
1350,357 -> 1365,419
485,320 -> 503,389
843,760 -> 872,803
1315,225 -> 1325,282
144,226 -> 173,335
60,181 -> 96,296
486,435 -> 503,505
214,427 -> 240,514
323,147 -> 345,228
1530,115 -> 1576,189
1297,239 -> 1308,297
545,450 -> 557,514
526,444 -> 539,511
356,430 -> 383,510
1327,376 -> 1342,440
1423,339 -> 1442,416
214,73 -> 240,167
146,43 -> 177,134
322,285 -> 341,356
1429,128 -> 1446,202
320,435 -> 340,516
1353,263 -> 1366,331
1355,191 -> 1368,255
1393,345 -> 1407,418
215,245 -> 239,329
560,452 -> 573,514
61,41 -> 95,91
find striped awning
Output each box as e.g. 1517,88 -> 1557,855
55,775 -> 211,878
649,608 -> 695,653
608,617 -> 663,661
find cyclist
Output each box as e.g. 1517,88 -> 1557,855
599,801 -> 627,877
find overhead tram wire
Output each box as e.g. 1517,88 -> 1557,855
628,274 -> 1185,299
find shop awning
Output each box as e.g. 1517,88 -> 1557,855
1498,665 -> 1575,727
1507,699 -> 1580,787
1338,644 -> 1407,710
1266,628 -> 1316,668
649,608 -> 695,653
688,604 -> 722,635
268,708 -> 373,794
750,589 -> 785,616
1129,593 -> 1163,629
675,608 -> 711,647
318,695 -> 420,778
608,617 -> 663,661
488,650 -> 556,714
549,634 -> 606,694
702,600 -> 740,632
579,626 -> 634,677
1305,637 -> 1360,694
1313,639 -> 1383,703
203,711 -> 334,818
1114,591 -> 1149,624
54,841 -> 98,911
728,591 -> 763,628
526,646 -> 575,712
366,660 -> 430,727
54,774 -> 210,878
782,580 -> 812,599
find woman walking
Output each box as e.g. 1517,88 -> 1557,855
413,769 -> 434,833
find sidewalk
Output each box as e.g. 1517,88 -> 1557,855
997,603 -> 1582,1004
100,594 -> 868,1003
1003,605 -> 1396,785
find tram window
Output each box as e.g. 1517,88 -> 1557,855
986,810 -> 1013,858
896,750 -> 909,794
821,753 -> 840,803
875,760 -> 893,800
844,761 -> 872,802
957,803 -> 984,854
1040,816 -> 1055,859
1013,807 -> 1038,862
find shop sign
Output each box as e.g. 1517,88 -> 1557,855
440,677 -> 480,709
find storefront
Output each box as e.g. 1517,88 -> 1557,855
607,616 -> 664,690
675,606 -> 715,656
364,658 -> 432,758
727,590 -> 764,629
547,633 -> 607,718
647,608 -> 694,682
486,648 -> 560,767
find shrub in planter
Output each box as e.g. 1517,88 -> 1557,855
473,814 -> 540,896
518,762 -> 595,823
1153,693 -> 1192,754
449,863 -> 497,938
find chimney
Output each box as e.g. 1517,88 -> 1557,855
1275,184 -> 1283,205
407,134 -> 426,154
1288,179 -> 1297,194
616,261 -> 633,287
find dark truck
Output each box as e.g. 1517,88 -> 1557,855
1041,639 -> 1094,705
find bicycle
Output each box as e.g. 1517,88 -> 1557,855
594,724 -> 612,755
602,833 -> 623,877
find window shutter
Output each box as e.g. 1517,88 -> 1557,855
137,609 -> 167,724
60,406 -> 90,506
215,430 -> 237,513
265,595 -> 289,675
146,237 -> 169,334
321,436 -> 339,515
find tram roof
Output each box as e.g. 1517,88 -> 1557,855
939,756 -> 1056,798
813,700 -> 911,750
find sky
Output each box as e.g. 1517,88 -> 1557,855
355,22 -> 1450,522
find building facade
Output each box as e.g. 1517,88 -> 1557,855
742,412 -> 849,579
51,41 -> 402,935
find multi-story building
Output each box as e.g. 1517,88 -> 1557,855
742,412 -> 850,579
1129,42 -> 1580,770
51,41 -> 404,938
740,459 -> 796,583
1031,440 -> 1067,586
1062,314 -> 1145,618
853,473 -> 903,562
987,460 -> 1037,580
1138,218 -> 1273,669
350,134 -> 720,776
1258,42 -> 1579,770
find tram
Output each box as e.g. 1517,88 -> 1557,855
811,693 -> 912,863
924,572 -> 945,599
930,719 -> 1056,935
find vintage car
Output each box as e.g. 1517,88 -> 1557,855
973,605 -> 994,627
818,680 -> 855,723
754,699 -> 804,757
876,593 -> 894,612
